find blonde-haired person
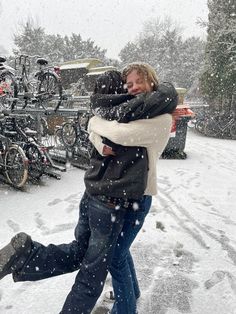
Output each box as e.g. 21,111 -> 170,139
88,62 -> 178,314
122,62 -> 159,91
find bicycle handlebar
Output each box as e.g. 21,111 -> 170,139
15,55 -> 42,68
17,54 -> 42,59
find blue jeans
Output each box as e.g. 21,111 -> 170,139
110,196 -> 152,314
13,192 -> 126,314
13,193 -> 151,313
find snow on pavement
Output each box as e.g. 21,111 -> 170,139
0,129 -> 236,314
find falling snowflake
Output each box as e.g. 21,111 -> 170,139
133,202 -> 139,210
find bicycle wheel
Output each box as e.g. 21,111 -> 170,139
204,121 -> 220,138
33,116 -> 48,138
38,72 -> 62,107
4,145 -> 28,188
230,123 -> 236,140
24,143 -> 46,179
187,119 -> 196,129
61,122 -> 77,148
195,119 -> 205,133
54,127 -> 64,147
0,72 -> 17,110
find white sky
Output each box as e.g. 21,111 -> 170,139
0,0 -> 208,59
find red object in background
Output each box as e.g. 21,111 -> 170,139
0,82 -> 10,95
54,66 -> 61,76
171,106 -> 195,133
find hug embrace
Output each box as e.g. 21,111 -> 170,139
0,62 -> 178,314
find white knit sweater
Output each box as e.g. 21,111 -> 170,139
88,114 -> 172,196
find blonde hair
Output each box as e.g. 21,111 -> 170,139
122,62 -> 159,91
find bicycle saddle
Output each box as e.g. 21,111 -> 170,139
37,58 -> 48,66
0,57 -> 6,63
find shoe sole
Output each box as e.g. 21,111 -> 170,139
0,233 -> 31,280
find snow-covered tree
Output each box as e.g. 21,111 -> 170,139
12,20 -> 107,65
60,33 -> 106,62
13,20 -> 46,58
178,37 -> 206,89
200,0 -> 236,111
119,42 -> 142,64
119,17 -> 205,90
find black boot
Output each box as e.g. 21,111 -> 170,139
0,232 -> 32,280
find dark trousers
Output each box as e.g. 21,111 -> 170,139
14,192 -> 126,313
110,195 -> 152,314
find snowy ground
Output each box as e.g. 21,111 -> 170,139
0,129 -> 236,314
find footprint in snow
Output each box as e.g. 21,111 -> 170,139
204,270 -> 226,289
64,193 -> 80,202
227,272 -> 236,295
48,198 -> 62,206
6,220 -> 20,233
34,212 -> 49,232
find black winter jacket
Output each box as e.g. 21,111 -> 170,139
90,83 -> 178,122
84,83 -> 178,200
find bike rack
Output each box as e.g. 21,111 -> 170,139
3,96 -> 91,172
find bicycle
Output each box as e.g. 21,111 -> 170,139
1,112 -> 58,180
38,116 -> 67,164
189,107 -> 211,134
0,114 -> 28,188
204,111 -> 236,139
58,110 -> 93,167
14,54 -> 62,110
0,57 -> 17,110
